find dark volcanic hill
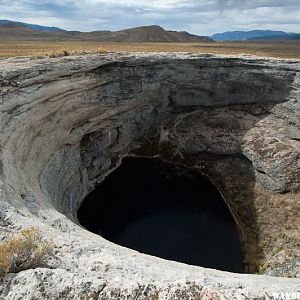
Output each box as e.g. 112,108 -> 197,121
0,21 -> 213,42
86,26 -> 213,42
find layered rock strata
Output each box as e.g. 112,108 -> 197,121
0,53 -> 299,299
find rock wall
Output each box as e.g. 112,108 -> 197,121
0,53 -> 299,299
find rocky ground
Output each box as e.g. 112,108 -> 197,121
0,53 -> 299,299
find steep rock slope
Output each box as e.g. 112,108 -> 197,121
0,53 -> 299,299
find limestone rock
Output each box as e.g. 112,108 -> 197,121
0,53 -> 299,299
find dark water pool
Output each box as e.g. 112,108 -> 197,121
78,157 -> 245,273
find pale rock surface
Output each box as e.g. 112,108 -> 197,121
0,53 -> 299,299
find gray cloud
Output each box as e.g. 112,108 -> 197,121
0,0 -> 299,35
217,0 -> 300,10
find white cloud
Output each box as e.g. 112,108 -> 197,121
0,0 -> 299,35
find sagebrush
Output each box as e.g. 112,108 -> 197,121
0,227 -> 53,276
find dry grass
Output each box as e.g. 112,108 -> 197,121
0,227 -> 53,276
0,41 -> 300,59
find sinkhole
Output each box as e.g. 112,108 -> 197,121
78,157 -> 245,273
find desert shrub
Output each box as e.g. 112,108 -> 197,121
62,50 -> 70,56
48,52 -> 58,58
48,50 -> 70,58
0,227 -> 53,276
31,54 -> 47,59
46,49 -> 107,58
95,48 -> 107,54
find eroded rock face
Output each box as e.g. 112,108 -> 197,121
0,53 -> 299,299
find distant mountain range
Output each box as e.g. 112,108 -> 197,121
0,20 -> 213,43
0,20 -> 63,32
211,30 -> 300,41
1,20 -> 299,43
248,34 -> 300,41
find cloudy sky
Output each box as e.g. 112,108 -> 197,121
0,0 -> 299,35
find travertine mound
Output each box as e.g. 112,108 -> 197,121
0,53 -> 299,299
